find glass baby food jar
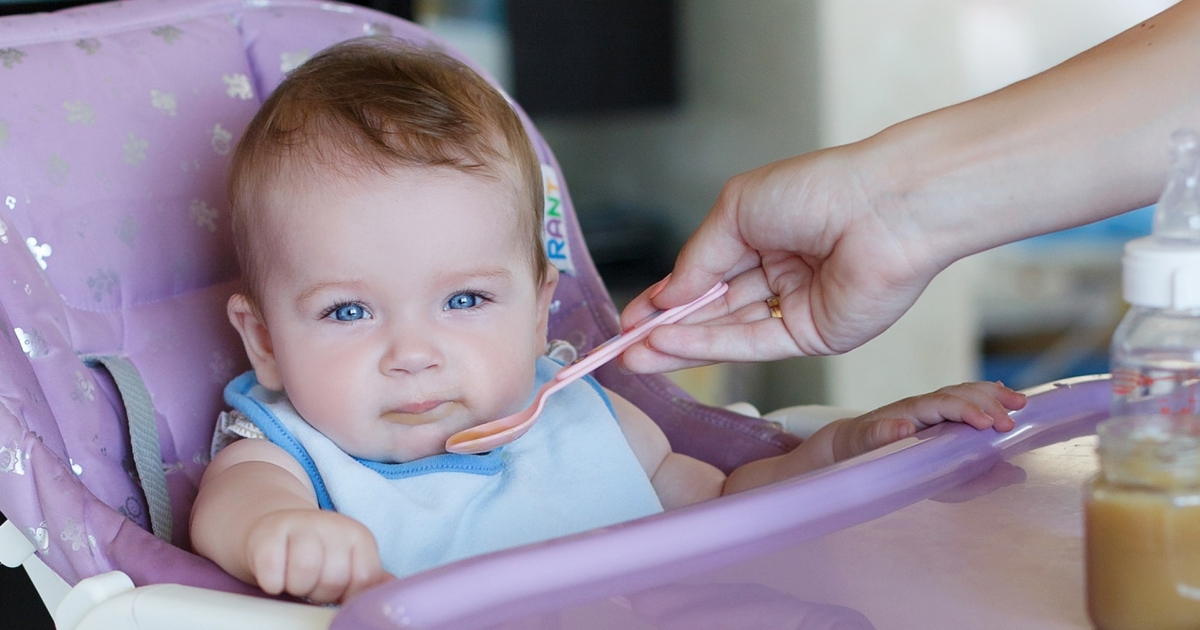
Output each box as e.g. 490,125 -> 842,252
1086,414 -> 1200,630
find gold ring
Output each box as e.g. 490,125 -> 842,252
766,295 -> 783,319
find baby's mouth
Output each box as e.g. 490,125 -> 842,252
382,400 -> 454,426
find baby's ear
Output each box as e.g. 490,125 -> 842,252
534,266 -> 560,347
227,293 -> 284,391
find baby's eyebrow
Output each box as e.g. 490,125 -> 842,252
435,267 -> 512,284
294,280 -> 368,304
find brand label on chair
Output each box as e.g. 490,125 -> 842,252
541,164 -> 574,276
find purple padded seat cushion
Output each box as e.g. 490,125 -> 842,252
0,0 -> 798,591
0,1 -> 264,591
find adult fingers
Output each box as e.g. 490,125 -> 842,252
633,179 -> 765,320
620,247 -> 762,331
655,185 -> 753,303
617,343 -> 718,374
620,277 -> 670,332
641,317 -> 804,364
653,265 -> 775,329
655,243 -> 762,310
617,263 -> 777,374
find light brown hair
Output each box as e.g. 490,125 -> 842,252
228,37 -> 546,306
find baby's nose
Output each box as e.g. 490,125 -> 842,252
380,325 -> 442,374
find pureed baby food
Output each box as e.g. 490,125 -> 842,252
1086,414 -> 1200,629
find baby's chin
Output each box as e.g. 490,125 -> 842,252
349,410 -> 493,463
337,395 -> 533,463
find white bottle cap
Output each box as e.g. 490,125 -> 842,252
1123,235 -> 1200,309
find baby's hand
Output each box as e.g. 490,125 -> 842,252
243,509 -> 390,604
830,381 -> 1026,462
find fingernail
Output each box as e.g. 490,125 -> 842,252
616,356 -> 634,375
649,274 -> 672,299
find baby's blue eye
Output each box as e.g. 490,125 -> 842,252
446,293 -> 483,310
331,303 -> 369,321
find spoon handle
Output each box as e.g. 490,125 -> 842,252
554,282 -> 728,383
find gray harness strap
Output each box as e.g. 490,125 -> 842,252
80,354 -> 173,543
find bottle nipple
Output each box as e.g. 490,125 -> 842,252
1121,129 -> 1200,310
1153,129 -> 1200,243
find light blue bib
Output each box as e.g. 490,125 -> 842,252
224,356 -> 664,578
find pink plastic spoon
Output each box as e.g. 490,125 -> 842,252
445,282 -> 729,454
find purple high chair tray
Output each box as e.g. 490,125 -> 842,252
336,375 -> 1109,630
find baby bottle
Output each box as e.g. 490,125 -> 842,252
1087,129 -> 1200,630
1110,129 -> 1200,418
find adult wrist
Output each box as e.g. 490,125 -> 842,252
845,120 -> 970,276
856,98 -> 1087,268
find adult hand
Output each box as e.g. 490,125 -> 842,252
620,141 -> 946,373
620,0 -> 1200,373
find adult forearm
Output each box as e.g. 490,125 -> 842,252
866,0 -> 1200,266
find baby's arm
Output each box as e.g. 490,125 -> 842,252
610,381 -> 1025,507
190,438 -> 390,603
725,381 -> 1025,493
607,390 -> 727,509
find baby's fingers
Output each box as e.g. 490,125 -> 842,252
344,546 -> 391,602
282,533 -> 326,599
303,521 -> 384,603
924,394 -> 1001,431
246,535 -> 289,596
882,392 -> 994,432
305,541 -> 352,604
941,381 -> 1027,411
934,382 -> 1026,432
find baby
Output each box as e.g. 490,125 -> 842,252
190,37 -> 1026,604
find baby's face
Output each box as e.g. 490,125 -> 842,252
245,166 -> 556,462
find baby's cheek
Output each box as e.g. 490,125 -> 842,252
283,361 -> 358,423
494,365 -> 539,417
290,392 -> 347,436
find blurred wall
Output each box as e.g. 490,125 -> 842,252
537,1 -> 821,237
538,0 -> 1176,411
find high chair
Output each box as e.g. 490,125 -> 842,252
0,1 -> 1111,627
